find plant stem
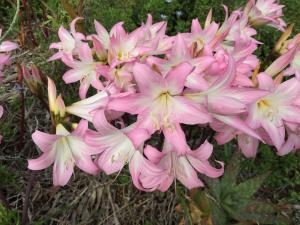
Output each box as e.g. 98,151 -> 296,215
0,0 -> 20,42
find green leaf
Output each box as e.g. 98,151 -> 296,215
221,149 -> 241,189
201,176 -> 221,201
211,204 -> 228,225
233,173 -> 270,199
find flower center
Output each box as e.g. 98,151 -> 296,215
117,51 -> 129,61
257,99 -> 278,121
151,91 -> 174,130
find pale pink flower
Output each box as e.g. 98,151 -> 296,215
85,110 -> 163,190
141,140 -> 223,191
107,22 -> 151,67
49,17 -> 85,61
244,0 -> 286,31
108,62 -> 212,139
226,15 -> 258,43
247,73 -> 300,150
147,34 -> 215,77
65,90 -> 108,121
186,54 -> 265,140
62,43 -> 109,99
28,121 -> 99,186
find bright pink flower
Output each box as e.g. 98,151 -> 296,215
28,121 -> 99,186
244,0 -> 286,31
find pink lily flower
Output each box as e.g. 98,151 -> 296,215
188,17 -> 220,52
62,43 -> 109,99
105,64 -> 135,90
226,15 -> 258,43
185,55 -> 265,140
265,45 -> 299,77
94,20 -> 110,50
283,35 -> 300,78
244,0 -> 286,31
85,110 -> 163,190
47,77 -> 108,121
49,17 -> 85,61
247,73 -> 300,150
65,90 -> 108,121
108,62 -> 212,137
141,140 -> 224,191
143,14 -> 167,41
147,34 -> 215,77
28,121 -> 99,186
107,22 -> 151,67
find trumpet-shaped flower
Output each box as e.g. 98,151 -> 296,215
49,17 -> 85,61
147,34 -> 215,77
28,121 -> 99,186
107,23 -> 151,67
62,43 -> 109,99
186,55 -> 265,140
244,0 -> 286,31
108,62 -> 212,137
247,73 -> 300,150
85,110 -> 163,190
141,140 -> 223,191
65,90 -> 108,121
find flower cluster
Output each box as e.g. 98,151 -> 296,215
28,0 -> 298,190
0,28 -> 18,143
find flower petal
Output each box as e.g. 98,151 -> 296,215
166,62 -> 194,95
28,151 -> 55,170
173,96 -> 212,124
32,130 -> 59,152
238,134 -> 259,158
